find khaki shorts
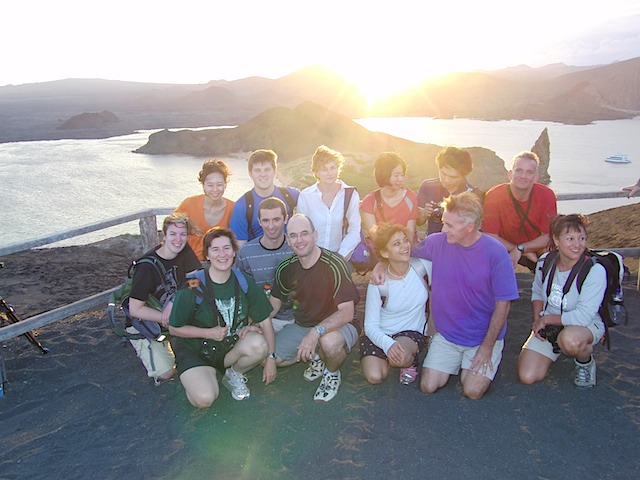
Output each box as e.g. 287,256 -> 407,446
422,332 -> 504,381
521,321 -> 605,361
126,326 -> 175,381
275,322 -> 358,362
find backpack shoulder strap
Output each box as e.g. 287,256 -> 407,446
192,269 -> 207,305
575,255 -> 596,294
128,254 -> 166,279
193,268 -> 248,305
562,255 -> 590,296
539,251 -> 558,284
374,189 -> 386,222
231,267 -> 249,294
277,186 -> 296,214
244,190 -> 256,240
342,187 -> 355,235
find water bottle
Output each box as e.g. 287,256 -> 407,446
609,287 -> 627,326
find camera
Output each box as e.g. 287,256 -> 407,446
430,203 -> 444,223
539,325 -> 564,353
200,334 -> 239,362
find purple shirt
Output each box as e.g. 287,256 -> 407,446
412,232 -> 518,346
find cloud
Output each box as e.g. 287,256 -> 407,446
548,14 -> 640,66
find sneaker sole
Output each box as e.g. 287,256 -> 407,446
303,372 -> 323,382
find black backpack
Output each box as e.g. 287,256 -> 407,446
539,249 -> 628,349
244,187 -> 296,241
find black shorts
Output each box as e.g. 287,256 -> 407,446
359,330 -> 427,360
172,338 -> 230,376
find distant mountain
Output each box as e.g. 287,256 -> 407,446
371,56 -> 640,123
485,63 -> 597,81
0,58 -> 638,143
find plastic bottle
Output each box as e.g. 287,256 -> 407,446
610,287 -> 627,326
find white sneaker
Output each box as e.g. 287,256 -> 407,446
222,368 -> 251,400
574,357 -> 596,388
303,358 -> 325,382
313,370 -> 341,402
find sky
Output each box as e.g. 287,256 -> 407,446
3,0 -> 640,98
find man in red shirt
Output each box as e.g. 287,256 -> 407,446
482,151 -> 557,270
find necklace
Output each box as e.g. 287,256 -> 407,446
387,265 -> 410,280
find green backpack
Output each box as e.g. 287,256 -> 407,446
107,255 -> 171,342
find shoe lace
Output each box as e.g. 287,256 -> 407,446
575,364 -> 591,383
228,371 -> 248,388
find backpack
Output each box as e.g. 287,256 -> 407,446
349,189 -> 386,275
244,187 -> 296,241
342,187 -> 376,275
539,249 -> 629,349
107,253 -> 174,342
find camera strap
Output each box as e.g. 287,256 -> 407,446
507,185 -> 542,239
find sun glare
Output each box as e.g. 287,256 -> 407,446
342,69 -> 425,109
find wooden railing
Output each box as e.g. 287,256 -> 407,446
1,192 -> 639,342
0,208 -> 172,342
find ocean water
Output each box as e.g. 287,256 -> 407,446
0,130 -> 253,248
1,118 -> 638,249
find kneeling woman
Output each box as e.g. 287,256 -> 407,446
517,214 -> 606,388
360,223 -> 430,385
169,227 -> 276,408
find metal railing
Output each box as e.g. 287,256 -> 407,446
1,193 -> 639,342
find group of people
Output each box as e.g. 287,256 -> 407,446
124,144 -> 615,408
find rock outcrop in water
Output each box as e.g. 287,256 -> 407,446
135,101 -> 511,191
532,128 -> 552,184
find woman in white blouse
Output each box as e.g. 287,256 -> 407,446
296,145 -> 361,260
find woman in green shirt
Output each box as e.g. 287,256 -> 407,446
169,227 -> 276,408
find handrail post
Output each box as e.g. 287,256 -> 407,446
139,212 -> 159,252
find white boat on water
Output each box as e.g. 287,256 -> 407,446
605,153 -> 631,163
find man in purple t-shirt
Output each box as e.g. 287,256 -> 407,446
412,192 -> 519,399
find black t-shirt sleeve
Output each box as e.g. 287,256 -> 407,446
129,263 -> 161,302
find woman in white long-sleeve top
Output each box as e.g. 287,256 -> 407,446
360,223 -> 431,385
517,214 -> 606,388
296,145 -> 361,260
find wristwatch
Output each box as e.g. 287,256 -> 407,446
267,352 -> 277,360
315,325 -> 325,336
517,244 -> 525,253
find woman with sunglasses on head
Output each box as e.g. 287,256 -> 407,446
517,214 -> 606,388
